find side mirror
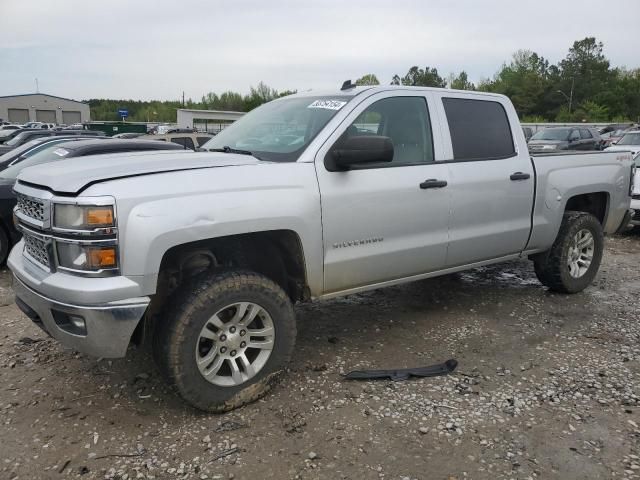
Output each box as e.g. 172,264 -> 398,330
328,135 -> 394,171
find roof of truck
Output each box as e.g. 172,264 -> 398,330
288,84 -> 506,99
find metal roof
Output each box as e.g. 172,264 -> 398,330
0,93 -> 88,105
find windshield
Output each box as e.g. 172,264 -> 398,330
201,95 -> 354,162
5,132 -> 29,146
0,144 -> 74,179
0,139 -> 43,162
530,128 -> 571,141
616,132 -> 640,145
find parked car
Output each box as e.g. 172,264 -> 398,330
0,129 -> 105,154
0,139 -> 185,264
0,125 -> 22,140
8,86 -> 633,412
631,155 -> 640,228
21,122 -> 44,129
140,132 -> 214,150
604,130 -> 640,157
0,135 -> 109,171
601,128 -> 630,149
528,127 -> 602,152
112,132 -> 146,139
600,123 -> 636,135
64,123 -> 84,130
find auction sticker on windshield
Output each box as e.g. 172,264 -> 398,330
53,148 -> 70,157
308,100 -> 347,110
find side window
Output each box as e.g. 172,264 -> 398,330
197,137 -> 211,147
442,98 -> 515,161
580,129 -> 592,139
170,137 -> 195,150
334,96 -> 434,167
569,130 -> 580,141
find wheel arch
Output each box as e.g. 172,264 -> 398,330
153,229 -> 309,304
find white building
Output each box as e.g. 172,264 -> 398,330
0,93 -> 90,125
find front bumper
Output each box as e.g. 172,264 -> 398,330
13,275 -> 149,358
631,199 -> 640,226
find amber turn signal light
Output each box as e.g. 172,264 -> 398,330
87,247 -> 117,269
86,208 -> 114,226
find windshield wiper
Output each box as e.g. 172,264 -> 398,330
209,146 -> 257,157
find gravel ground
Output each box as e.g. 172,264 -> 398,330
1,231 -> 639,480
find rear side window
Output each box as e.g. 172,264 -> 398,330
197,137 -> 212,146
170,137 -> 195,150
579,129 -> 592,139
442,98 -> 515,161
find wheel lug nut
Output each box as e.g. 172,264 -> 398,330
240,341 -> 246,348
219,334 -> 227,341
239,330 -> 246,336
220,347 -> 227,353
230,350 -> 237,357
229,326 -> 236,333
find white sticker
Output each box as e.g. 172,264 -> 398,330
308,100 -> 347,110
53,148 -> 69,157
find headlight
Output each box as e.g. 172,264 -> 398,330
54,204 -> 115,231
56,242 -> 118,272
542,144 -> 557,150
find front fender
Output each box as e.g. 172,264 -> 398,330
97,163 -> 324,296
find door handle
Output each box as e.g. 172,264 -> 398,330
510,172 -> 530,181
420,179 -> 448,189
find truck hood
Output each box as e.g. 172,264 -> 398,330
604,145 -> 640,156
16,150 -> 263,194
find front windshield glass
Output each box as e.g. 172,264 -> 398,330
1,145 -> 73,179
617,132 -> 640,145
5,132 -> 29,146
531,128 -> 571,141
201,95 -> 354,162
0,139 -> 42,162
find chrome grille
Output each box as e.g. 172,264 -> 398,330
23,233 -> 50,268
16,194 -> 46,222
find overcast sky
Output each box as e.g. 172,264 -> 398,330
1,0 -> 638,101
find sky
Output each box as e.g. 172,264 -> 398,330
1,0 -> 638,101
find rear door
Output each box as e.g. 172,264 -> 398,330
432,93 -> 535,267
579,128 -> 596,150
315,91 -> 450,293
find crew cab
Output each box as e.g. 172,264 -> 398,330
8,85 -> 634,412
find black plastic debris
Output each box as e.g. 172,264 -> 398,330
343,359 -> 458,381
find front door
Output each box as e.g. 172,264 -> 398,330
315,92 -> 450,294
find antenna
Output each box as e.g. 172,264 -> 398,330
341,80 -> 355,91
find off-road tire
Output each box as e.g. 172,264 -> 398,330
533,212 -> 604,293
153,270 -> 296,412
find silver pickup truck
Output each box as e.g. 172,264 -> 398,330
8,86 -> 635,412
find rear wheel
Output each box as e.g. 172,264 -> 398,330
533,212 -> 604,293
153,270 -> 296,412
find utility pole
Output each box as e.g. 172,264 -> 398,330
568,77 -> 574,115
182,91 -> 185,107
35,78 -> 39,93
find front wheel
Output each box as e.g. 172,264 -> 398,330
533,212 -> 604,293
153,270 -> 296,412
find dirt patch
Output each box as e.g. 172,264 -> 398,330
1,231 -> 640,479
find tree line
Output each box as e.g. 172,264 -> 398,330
87,37 -> 639,123
86,82 -> 296,123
